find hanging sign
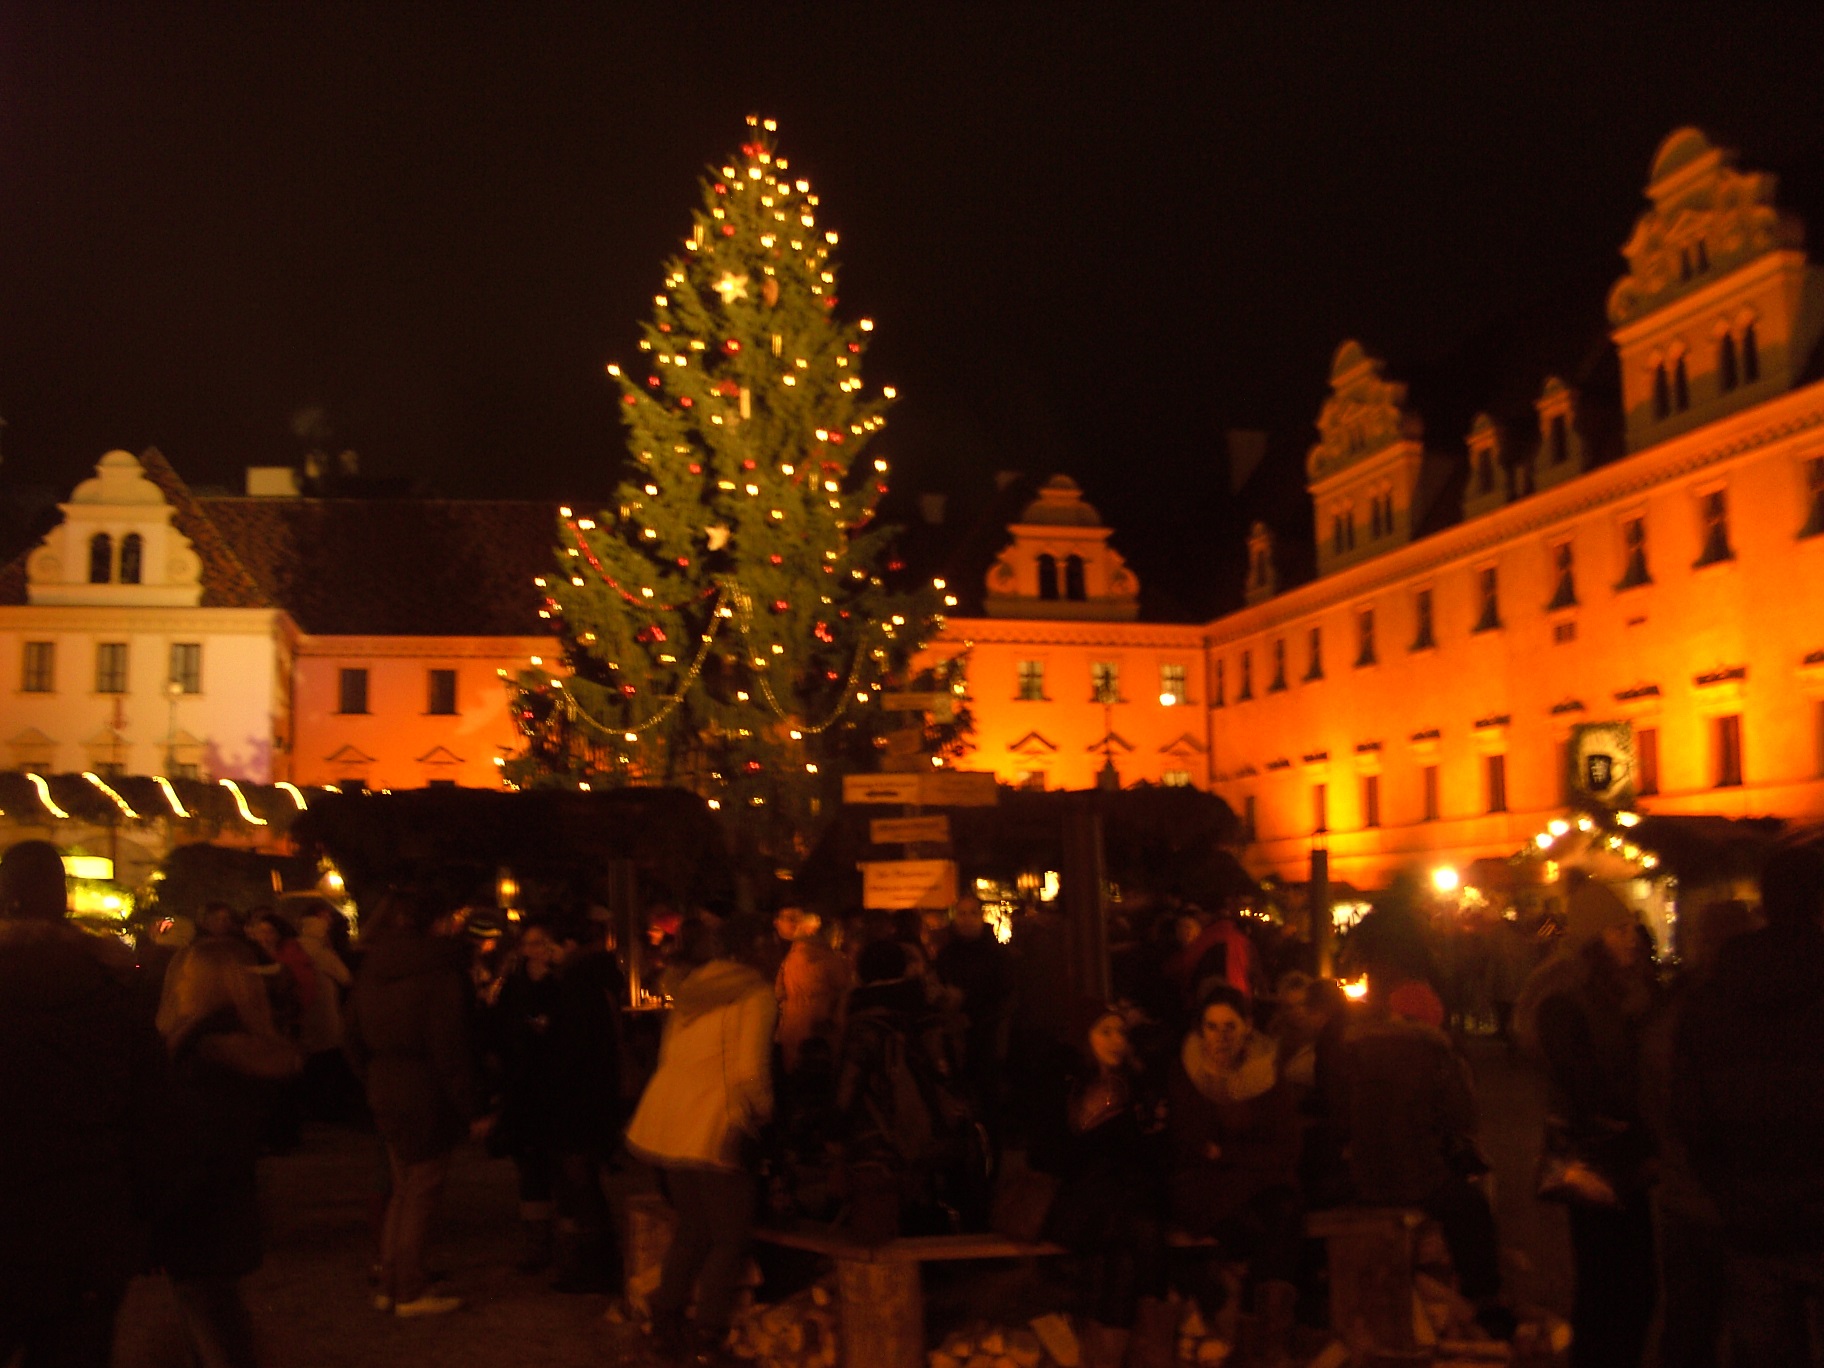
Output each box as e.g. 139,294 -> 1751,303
1569,721 -> 1637,805
843,773 -> 925,805
861,859 -> 958,910
870,815 -> 952,845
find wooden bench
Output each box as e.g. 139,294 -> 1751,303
626,1195 -> 1427,1368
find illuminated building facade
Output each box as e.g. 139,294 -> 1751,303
1206,128 -> 1824,886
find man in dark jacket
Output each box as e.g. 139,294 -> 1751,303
1675,841 -> 1824,1366
346,890 -> 486,1317
0,840 -> 167,1367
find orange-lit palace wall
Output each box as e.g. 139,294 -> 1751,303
1204,379 -> 1824,889
289,634 -> 553,790
923,619 -> 1209,791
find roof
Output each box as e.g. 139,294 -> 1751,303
200,495 -> 561,636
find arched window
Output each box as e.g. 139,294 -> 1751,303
119,533 -> 143,585
1064,555 -> 1086,601
1674,356 -> 1690,412
1653,363 -> 1671,419
88,533 -> 112,584
1718,334 -> 1739,393
1742,323 -> 1760,383
1036,554 -> 1058,600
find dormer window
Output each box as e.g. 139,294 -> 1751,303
119,533 -> 143,585
1619,515 -> 1652,587
1674,355 -> 1690,412
1653,363 -> 1671,420
1742,322 -> 1760,383
1412,588 -> 1436,651
88,533 -> 112,584
1718,332 -> 1739,393
1475,448 -> 1495,495
1064,555 -> 1086,601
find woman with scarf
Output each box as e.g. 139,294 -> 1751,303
1166,984 -> 1302,1365
625,917 -> 775,1368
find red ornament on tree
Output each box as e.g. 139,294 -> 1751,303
721,224 -> 735,236
679,396 -> 693,408
771,599 -> 789,612
724,338 -> 741,353
769,554 -> 783,565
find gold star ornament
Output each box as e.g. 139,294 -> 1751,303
713,272 -> 749,304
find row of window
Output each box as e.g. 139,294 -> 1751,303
18,646 -> 462,717
1216,481 -> 1798,704
20,641 -> 202,695
1034,554 -> 1088,602
1237,717 -> 1742,840
1014,660 -> 1190,705
1650,323 -> 1759,421
337,667 -> 459,716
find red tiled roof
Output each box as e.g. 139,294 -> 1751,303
199,496 -> 562,636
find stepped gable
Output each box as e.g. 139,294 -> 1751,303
201,496 -> 561,636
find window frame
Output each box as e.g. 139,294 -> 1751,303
1090,660 -> 1121,705
1411,587 -> 1437,652
22,641 -> 55,693
169,642 -> 202,695
95,641 -> 129,695
1016,659 -> 1046,702
427,667 -> 458,716
337,666 -> 371,716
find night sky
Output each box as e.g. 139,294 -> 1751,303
5,4 -> 1824,612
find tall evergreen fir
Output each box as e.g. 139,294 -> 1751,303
512,117 -> 965,842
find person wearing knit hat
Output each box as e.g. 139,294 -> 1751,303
1522,874 -> 1659,1368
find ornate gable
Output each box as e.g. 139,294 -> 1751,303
26,450 -> 204,607
1306,342 -> 1423,484
984,475 -> 1139,621
1607,128 -> 1801,327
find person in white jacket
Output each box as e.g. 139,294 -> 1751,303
626,917 -> 775,1365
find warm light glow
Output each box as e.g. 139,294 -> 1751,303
276,781 -> 308,811
1617,811 -> 1642,827
220,779 -> 268,826
26,773 -> 69,820
154,776 -> 190,817
1342,975 -> 1370,1001
82,772 -> 139,819
1431,866 -> 1460,894
63,856 -> 113,881
1535,832 -> 1554,850
1160,692 -> 1178,707
1548,818 -> 1570,836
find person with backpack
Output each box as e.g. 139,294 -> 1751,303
834,938 -> 976,1242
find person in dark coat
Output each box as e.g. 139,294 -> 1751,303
154,934 -> 302,1367
0,840 -> 167,1368
1674,842 -> 1824,1367
345,889 -> 487,1317
933,896 -> 1013,1149
1028,1001 -> 1171,1368
1518,879 -> 1659,1368
489,918 -> 567,1273
1165,984 -> 1302,1362
547,916 -> 627,1293
1640,898 -> 1760,1368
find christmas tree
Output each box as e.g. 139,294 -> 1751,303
512,117 -> 966,840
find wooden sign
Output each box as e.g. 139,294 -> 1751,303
843,773 -> 925,805
870,815 -> 952,845
919,769 -> 999,807
881,691 -> 956,720
861,859 -> 958,910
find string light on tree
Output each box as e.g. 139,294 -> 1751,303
505,116 -> 967,836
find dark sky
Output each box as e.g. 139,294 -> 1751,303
5,3 -> 1824,609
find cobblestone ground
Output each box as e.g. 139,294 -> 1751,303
108,1036 -> 1570,1368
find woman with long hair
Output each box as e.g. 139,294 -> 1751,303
156,935 -> 302,1368
1028,1001 -> 1172,1368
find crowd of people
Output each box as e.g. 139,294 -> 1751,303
5,834 -> 1824,1368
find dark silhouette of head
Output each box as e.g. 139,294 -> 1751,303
1761,842 -> 1824,931
0,841 -> 67,922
